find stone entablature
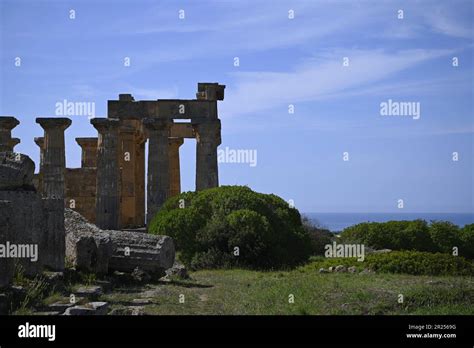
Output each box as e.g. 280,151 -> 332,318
19,82 -> 225,230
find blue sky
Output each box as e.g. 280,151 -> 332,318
0,0 -> 473,213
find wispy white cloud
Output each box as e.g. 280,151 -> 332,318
423,6 -> 473,39
221,48 -> 454,117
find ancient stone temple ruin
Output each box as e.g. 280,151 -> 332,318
0,82 -> 224,288
34,82 -> 225,229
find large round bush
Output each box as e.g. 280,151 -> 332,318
148,186 -> 312,269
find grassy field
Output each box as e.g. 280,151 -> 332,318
93,263 -> 474,315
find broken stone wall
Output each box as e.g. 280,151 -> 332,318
0,153 -> 45,277
65,168 -> 97,223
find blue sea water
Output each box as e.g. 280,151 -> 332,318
304,212 -> 474,233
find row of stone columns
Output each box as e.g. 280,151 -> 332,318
143,118 -> 220,226
1,113 -> 220,272
2,114 -> 220,232
89,117 -> 220,229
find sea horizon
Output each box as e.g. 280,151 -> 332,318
303,212 -> 474,233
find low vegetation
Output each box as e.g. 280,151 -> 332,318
8,187 -> 473,315
303,251 -> 474,276
98,264 -> 474,315
340,220 -> 474,259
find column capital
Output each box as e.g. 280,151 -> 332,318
34,137 -> 44,147
0,116 -> 20,131
91,118 -> 120,133
9,138 -> 20,148
76,137 -> 98,148
193,120 -> 221,144
36,117 -> 72,130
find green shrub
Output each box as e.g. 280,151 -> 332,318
149,186 -> 312,270
428,221 -> 462,254
301,216 -> 334,255
340,220 -> 473,258
340,220 -> 435,251
365,251 -> 474,276
460,224 -> 474,259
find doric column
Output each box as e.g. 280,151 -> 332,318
194,120 -> 221,191
91,118 -> 121,230
36,117 -> 71,199
168,137 -> 183,197
34,137 -> 45,193
76,137 -> 98,168
143,118 -> 171,226
0,116 -> 20,152
119,122 -> 138,227
34,137 -> 45,167
35,117 -> 71,272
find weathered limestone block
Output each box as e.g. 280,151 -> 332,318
108,230 -> 175,277
0,190 -> 45,277
64,208 -> 174,276
65,167 -> 97,224
0,152 -> 35,190
64,209 -> 112,274
165,261 -> 189,279
196,83 -> 226,101
66,232 -> 96,269
63,302 -> 108,315
0,154 -> 44,276
0,200 -> 14,287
